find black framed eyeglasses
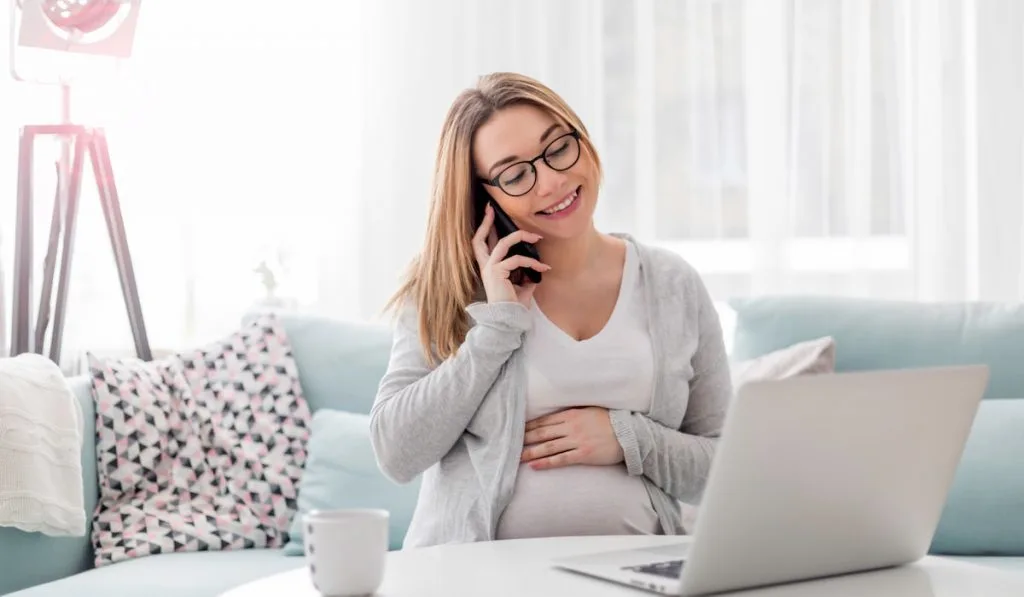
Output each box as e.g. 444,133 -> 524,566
479,130 -> 582,197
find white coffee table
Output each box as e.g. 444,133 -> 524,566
221,535 -> 1024,596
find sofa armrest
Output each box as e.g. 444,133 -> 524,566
0,375 -> 99,595
0,527 -> 94,595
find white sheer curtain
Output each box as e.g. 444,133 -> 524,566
1,0 -> 1023,369
620,0 -> 1023,304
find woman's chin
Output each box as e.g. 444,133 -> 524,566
532,222 -> 591,243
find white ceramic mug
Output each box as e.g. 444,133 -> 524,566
304,508 -> 389,596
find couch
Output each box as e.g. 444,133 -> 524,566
2,296 -> 1022,595
727,296 -> 1024,576
0,314 -> 393,596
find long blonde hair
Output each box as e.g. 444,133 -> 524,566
385,72 -> 603,365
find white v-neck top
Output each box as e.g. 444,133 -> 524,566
495,242 -> 660,539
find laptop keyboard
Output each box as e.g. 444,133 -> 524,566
623,559 -> 685,579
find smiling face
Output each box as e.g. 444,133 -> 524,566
472,103 -> 598,240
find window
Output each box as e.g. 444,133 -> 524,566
597,0 -> 918,299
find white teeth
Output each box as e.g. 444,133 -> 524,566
542,191 -> 578,215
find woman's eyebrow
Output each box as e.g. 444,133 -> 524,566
487,124 -> 565,177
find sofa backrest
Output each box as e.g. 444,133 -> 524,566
274,312 -> 394,414
728,295 -> 1024,399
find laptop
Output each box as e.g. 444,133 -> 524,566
552,364 -> 989,596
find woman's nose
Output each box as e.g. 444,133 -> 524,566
533,162 -> 569,198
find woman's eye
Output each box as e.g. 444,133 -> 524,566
548,142 -> 569,156
502,166 -> 528,186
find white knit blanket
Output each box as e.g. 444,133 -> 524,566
0,353 -> 86,536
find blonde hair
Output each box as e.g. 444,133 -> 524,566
385,72 -> 603,365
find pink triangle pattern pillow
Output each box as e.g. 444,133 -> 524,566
87,313 -> 312,567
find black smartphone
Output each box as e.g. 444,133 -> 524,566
473,184 -> 542,285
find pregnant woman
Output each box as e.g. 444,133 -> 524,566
370,72 -> 733,548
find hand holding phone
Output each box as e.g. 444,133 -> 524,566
489,202 -> 545,286
472,202 -> 551,306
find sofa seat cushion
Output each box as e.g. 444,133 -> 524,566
9,549 -> 305,597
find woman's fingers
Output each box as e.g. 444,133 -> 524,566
528,450 -> 582,470
496,255 -> 551,276
525,411 -> 569,432
472,204 -> 495,267
524,422 -> 567,446
487,229 -> 543,265
521,438 -> 574,463
473,207 -> 548,303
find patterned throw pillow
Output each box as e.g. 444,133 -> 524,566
87,313 -> 312,566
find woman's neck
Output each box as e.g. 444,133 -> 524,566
536,226 -> 606,282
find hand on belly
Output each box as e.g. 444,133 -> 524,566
521,407 -> 625,470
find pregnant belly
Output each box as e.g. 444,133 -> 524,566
495,462 -> 661,540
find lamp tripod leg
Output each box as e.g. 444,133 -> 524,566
47,131 -> 89,364
35,132 -> 78,356
87,130 -> 151,361
10,125 -> 151,364
10,129 -> 35,356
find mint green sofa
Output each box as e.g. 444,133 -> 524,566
3,297 -> 1023,595
0,315 -> 395,596
728,296 -> 1024,575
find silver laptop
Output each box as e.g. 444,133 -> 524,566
552,365 -> 989,596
